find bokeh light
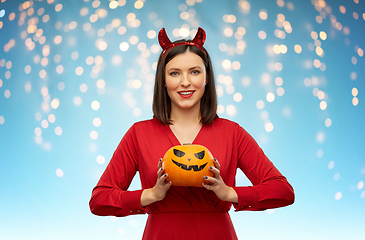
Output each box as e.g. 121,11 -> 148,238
56,168 -> 64,177
55,126 -> 62,136
0,1 -> 364,240
96,155 -> 105,164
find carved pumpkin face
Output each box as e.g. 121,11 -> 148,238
163,144 -> 214,187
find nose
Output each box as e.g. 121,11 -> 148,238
181,73 -> 191,87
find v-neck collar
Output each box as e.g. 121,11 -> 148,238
165,123 -> 204,146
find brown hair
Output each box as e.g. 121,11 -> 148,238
152,40 -> 218,125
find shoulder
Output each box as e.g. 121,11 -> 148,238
121,118 -> 165,144
130,118 -> 166,134
212,117 -> 242,130
210,117 -> 251,139
133,118 -> 164,128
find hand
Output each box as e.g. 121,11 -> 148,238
202,158 -> 238,203
152,158 -> 172,200
141,158 -> 172,207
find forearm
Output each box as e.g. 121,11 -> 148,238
224,187 -> 238,204
141,188 -> 159,207
233,178 -> 295,211
141,166 -> 172,207
90,187 -> 146,216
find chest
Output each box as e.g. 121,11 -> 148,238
135,124 -> 239,188
169,124 -> 202,145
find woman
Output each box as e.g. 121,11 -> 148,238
89,27 -> 295,240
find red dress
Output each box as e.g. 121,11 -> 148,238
89,118 -> 294,239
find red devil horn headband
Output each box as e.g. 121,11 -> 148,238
158,27 -> 207,57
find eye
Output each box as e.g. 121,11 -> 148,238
173,149 -> 185,157
170,72 -> 179,76
194,150 -> 205,159
191,70 -> 200,75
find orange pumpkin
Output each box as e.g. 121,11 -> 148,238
162,144 -> 214,187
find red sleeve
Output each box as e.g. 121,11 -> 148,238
89,125 -> 148,217
232,126 -> 295,211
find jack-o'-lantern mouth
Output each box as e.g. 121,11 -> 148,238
172,159 -> 208,172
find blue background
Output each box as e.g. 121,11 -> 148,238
0,0 -> 364,239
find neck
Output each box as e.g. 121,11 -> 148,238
170,103 -> 201,127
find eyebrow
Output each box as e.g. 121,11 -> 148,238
167,66 -> 202,72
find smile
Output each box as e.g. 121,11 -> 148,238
172,159 -> 208,172
178,90 -> 195,98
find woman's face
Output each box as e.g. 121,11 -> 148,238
165,51 -> 206,113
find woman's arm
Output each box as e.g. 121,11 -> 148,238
89,126 -> 146,217
203,124 -> 294,211
140,159 -> 172,207
202,158 -> 238,203
233,127 -> 295,211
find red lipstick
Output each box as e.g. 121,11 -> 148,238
178,90 -> 195,98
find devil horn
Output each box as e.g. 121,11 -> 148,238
158,28 -> 172,51
191,27 -> 206,47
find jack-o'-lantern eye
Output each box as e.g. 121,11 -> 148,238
174,149 -> 185,157
194,150 -> 205,159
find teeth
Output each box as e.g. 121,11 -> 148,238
179,91 -> 193,95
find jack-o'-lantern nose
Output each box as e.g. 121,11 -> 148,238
188,158 -> 191,161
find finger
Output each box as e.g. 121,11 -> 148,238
158,173 -> 169,183
202,182 -> 215,190
204,176 -> 220,185
213,158 -> 220,170
209,165 -> 221,178
161,174 -> 172,186
157,166 -> 164,178
202,182 -> 212,190
157,158 -> 163,168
